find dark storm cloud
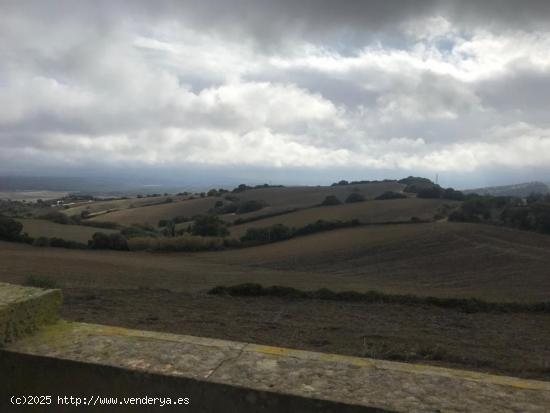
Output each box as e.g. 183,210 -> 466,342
5,0 -> 550,45
3,0 -> 550,185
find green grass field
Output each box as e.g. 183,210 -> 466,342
17,219 -> 119,243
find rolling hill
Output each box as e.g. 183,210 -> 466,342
464,182 -> 549,197
88,197 -> 219,226
17,219 -> 118,243
63,194 -> 189,217
228,198 -> 456,238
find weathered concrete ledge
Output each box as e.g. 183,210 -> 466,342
1,283 -> 549,412
0,282 -> 61,345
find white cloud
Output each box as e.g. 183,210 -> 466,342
2,2 -> 550,184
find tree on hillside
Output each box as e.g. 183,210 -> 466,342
236,200 -> 267,214
191,215 -> 229,237
345,193 -> 366,203
89,232 -> 129,250
0,216 -> 23,241
321,195 -> 341,206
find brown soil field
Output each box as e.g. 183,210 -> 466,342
2,221 -> 550,302
82,182 -> 404,227
62,288 -> 550,381
3,220 -> 550,379
211,222 -> 550,302
229,198 -> 456,237
231,181 -> 405,209
64,194 -> 188,217
88,197 -> 218,226
17,219 -> 118,243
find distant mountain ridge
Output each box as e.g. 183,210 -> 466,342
464,182 -> 549,197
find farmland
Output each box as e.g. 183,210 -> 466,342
88,197 -> 217,226
64,194 -> 189,217
17,219 -> 118,243
229,197 -> 456,237
228,181 -> 405,209
2,180 -> 550,380
81,181 -> 404,227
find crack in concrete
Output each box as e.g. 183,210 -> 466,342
204,343 -> 249,380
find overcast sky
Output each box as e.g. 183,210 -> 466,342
2,0 -> 550,188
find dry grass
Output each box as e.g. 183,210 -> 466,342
231,181 -> 405,210
88,197 -> 218,226
3,216 -> 550,379
64,194 -> 189,217
2,221 -> 550,302
229,198 -> 455,237
17,218 -> 118,243
61,288 -> 550,381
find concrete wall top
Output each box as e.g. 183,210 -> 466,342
1,282 -> 549,412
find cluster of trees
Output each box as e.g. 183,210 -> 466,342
127,234 -> 229,252
88,232 -> 129,250
0,215 -> 127,250
191,215 -> 229,237
449,194 -> 550,234
33,237 -> 87,249
331,179 -> 396,186
0,216 -> 25,241
320,193 -> 366,206
231,183 -> 284,193
397,176 -> 465,201
206,188 -> 230,197
417,186 -> 465,201
240,219 -> 361,245
320,195 -> 341,206
345,192 -> 365,203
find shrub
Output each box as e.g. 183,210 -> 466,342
241,224 -> 294,244
24,275 -> 57,289
0,216 -> 24,241
345,193 -> 366,203
38,211 -> 71,224
49,237 -> 88,249
89,232 -> 128,250
293,219 -> 360,237
417,186 -> 443,199
442,188 -> 465,201
219,203 -> 238,214
236,200 -> 267,214
109,233 -> 129,250
79,220 -> 119,229
232,184 -> 251,193
320,195 -> 341,206
209,284 -> 550,314
191,215 -> 229,237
